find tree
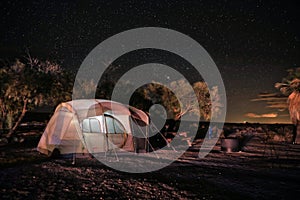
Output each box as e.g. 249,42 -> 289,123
71,76 -> 221,121
0,57 -> 72,138
134,79 -> 220,121
275,67 -> 300,143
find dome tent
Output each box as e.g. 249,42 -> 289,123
37,99 -> 149,156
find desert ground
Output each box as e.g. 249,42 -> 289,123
1,123 -> 300,200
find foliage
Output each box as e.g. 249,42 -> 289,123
72,79 -> 97,99
71,65 -> 221,122
275,67 -> 300,95
133,79 -> 221,121
0,58 -> 72,135
77,77 -> 220,121
275,67 -> 300,124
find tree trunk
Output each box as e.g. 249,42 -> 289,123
6,99 -> 28,138
7,112 -> 13,129
294,123 -> 300,144
0,99 -> 5,130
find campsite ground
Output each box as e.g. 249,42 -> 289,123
1,127 -> 300,200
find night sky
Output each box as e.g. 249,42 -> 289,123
1,0 -> 299,123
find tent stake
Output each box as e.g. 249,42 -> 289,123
72,153 -> 76,165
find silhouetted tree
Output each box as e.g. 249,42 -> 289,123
0,57 -> 72,138
135,79 -> 220,121
71,76 -> 220,122
275,67 -> 300,143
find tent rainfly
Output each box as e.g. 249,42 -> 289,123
37,99 -> 150,156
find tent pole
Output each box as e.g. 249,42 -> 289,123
112,148 -> 119,161
151,122 -> 177,152
72,151 -> 76,165
71,116 -> 77,165
129,118 -> 137,153
132,118 -> 159,158
145,123 -> 148,151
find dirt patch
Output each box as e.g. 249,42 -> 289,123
1,130 -> 300,199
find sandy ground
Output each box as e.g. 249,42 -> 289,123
1,132 -> 300,200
